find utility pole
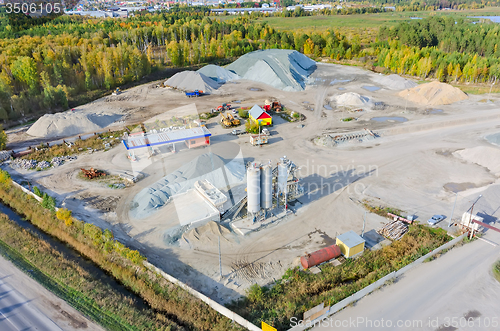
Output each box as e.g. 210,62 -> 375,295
448,192 -> 458,227
361,211 -> 366,237
467,195 -> 482,240
218,236 -> 222,280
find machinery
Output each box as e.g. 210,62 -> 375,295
220,112 -> 240,128
81,168 -> 106,179
262,100 -> 282,112
185,90 -> 201,97
112,87 -> 121,95
216,103 -> 231,112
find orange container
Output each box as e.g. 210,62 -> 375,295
300,244 -> 341,269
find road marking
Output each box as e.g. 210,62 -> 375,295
478,237 -> 498,247
0,309 -> 19,331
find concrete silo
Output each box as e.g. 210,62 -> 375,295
247,163 -> 261,214
277,157 -> 289,195
260,162 -> 273,210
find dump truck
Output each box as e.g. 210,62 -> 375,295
250,134 -> 268,146
185,90 -> 201,97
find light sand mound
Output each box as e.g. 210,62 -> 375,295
372,74 -> 417,90
131,153 -> 245,219
331,92 -> 371,106
180,221 -> 232,248
197,64 -> 240,83
399,81 -> 468,105
453,146 -> 500,175
226,49 -> 316,91
165,71 -> 221,94
27,111 -> 121,138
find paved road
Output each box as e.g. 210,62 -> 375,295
311,231 -> 500,331
0,255 -> 103,331
0,277 -> 62,331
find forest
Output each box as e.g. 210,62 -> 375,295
2,6 -> 500,122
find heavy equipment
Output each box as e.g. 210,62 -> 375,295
220,112 -> 240,128
185,90 -> 201,97
216,103 -> 231,112
81,168 -> 106,179
112,87 -> 121,95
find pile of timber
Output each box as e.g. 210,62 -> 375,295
377,220 -> 408,240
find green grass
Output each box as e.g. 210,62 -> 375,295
259,7 -> 500,32
0,218 -> 138,331
452,84 -> 500,95
229,224 -> 451,329
493,261 -> 500,283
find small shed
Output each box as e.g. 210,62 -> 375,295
336,230 -> 365,258
249,104 -> 272,126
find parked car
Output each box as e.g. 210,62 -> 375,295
231,129 -> 244,135
427,215 -> 445,225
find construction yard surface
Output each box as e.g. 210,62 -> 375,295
5,51 -> 500,307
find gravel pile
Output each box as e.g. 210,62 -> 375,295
11,155 -> 77,170
27,111 -> 122,139
197,64 -> 240,83
164,71 -> 221,94
12,159 -> 38,170
372,74 -> 417,90
51,155 -> 77,167
0,151 -> 11,162
37,161 -> 51,170
399,81 -> 468,105
226,49 -> 316,91
331,92 -> 372,106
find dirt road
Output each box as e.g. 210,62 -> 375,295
312,231 -> 500,331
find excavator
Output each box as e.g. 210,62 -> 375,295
220,112 -> 240,128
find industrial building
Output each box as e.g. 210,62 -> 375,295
249,105 -> 272,126
336,231 -> 365,258
122,126 -> 211,150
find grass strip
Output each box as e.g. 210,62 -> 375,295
0,235 -> 136,331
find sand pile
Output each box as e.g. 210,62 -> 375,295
27,111 -> 121,138
331,92 -> 371,106
180,221 -> 232,249
197,64 -> 240,83
453,146 -> 500,176
399,81 -> 468,105
131,153 -> 245,219
164,71 -> 221,94
372,74 -> 417,90
226,49 -> 316,91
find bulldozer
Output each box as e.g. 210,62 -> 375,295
220,112 -> 240,128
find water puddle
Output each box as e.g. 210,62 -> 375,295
362,86 -> 381,92
330,79 -> 351,85
370,116 -> 408,123
485,132 -> 500,146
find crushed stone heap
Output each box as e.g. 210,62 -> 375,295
226,49 -> 316,91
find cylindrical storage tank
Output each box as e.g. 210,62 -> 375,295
260,163 -> 273,209
277,158 -> 289,195
300,244 -> 342,269
247,163 -> 261,214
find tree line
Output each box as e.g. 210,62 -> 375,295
3,10 -> 500,123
